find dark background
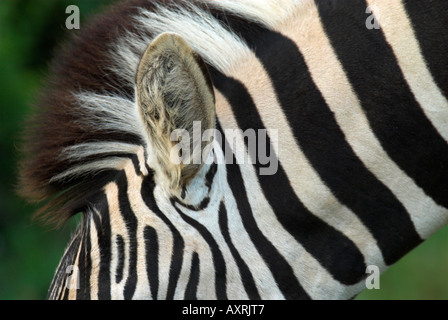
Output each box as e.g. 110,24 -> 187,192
0,0 -> 447,300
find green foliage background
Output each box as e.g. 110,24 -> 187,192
0,0 -> 447,300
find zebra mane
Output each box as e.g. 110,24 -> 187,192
18,0 -> 302,225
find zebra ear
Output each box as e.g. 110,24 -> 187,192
136,32 -> 216,192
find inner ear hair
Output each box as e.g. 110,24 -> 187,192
136,32 -> 216,192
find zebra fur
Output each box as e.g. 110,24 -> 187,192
18,0 -> 448,299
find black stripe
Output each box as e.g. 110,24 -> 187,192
129,153 -> 142,176
144,225 -> 159,300
205,162 -> 218,190
184,252 -> 200,300
218,201 -> 261,300
92,193 -> 111,300
216,120 -> 310,299
316,0 -> 448,211
116,172 -> 138,299
193,51 -> 216,104
60,275 -> 69,300
115,234 -> 125,284
180,185 -> 187,199
403,0 -> 448,99
174,197 -> 210,211
59,264 -> 70,300
141,175 -> 185,300
55,251 -> 72,300
212,70 -> 366,285
77,213 -> 91,300
172,200 -> 228,300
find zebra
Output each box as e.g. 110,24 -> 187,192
18,0 -> 448,300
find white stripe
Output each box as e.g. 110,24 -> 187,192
104,182 -> 128,299
88,210 -> 100,300
119,165 -> 151,299
172,249 -> 196,299
50,157 -> 128,183
207,0 -> 306,29
73,91 -> 145,138
61,142 -> 141,161
135,2 -> 251,74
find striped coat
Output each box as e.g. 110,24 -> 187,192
18,0 -> 448,299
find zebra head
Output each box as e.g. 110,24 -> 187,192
18,0 -> 448,300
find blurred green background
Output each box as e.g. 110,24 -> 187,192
0,0 -> 447,300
